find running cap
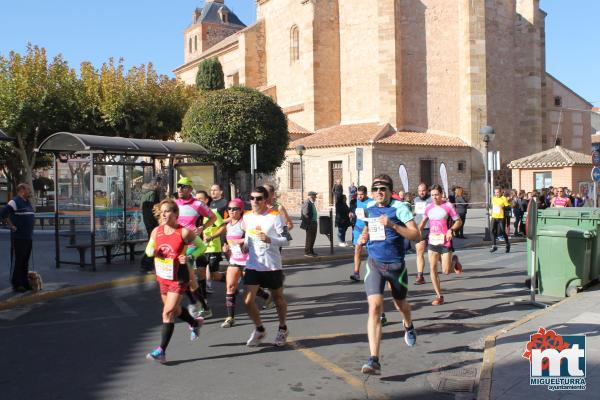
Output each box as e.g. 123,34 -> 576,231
177,176 -> 193,187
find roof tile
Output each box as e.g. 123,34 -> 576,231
508,146 -> 592,168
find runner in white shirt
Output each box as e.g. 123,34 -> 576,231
242,186 -> 290,347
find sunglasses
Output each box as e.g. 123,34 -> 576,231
177,184 -> 191,189
249,196 -> 264,201
371,186 -> 389,193
227,207 -> 241,211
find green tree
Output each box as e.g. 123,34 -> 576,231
181,86 -> 288,184
195,58 -> 224,91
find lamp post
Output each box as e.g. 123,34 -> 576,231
480,126 -> 495,242
295,144 -> 306,203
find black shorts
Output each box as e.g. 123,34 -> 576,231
243,269 -> 284,290
420,228 -> 430,243
364,258 -> 408,300
196,252 -> 223,273
428,245 -> 451,254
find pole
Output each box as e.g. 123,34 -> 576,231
484,142 -> 492,241
54,154 -> 60,269
90,153 -> 96,271
595,182 -> 598,208
329,208 -> 334,255
300,154 -> 304,204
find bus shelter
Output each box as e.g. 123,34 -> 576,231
36,132 -> 208,271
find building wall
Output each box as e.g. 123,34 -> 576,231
511,166 -> 591,193
543,75 -> 593,152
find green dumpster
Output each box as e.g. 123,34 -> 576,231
536,208 -> 600,282
533,225 -> 595,297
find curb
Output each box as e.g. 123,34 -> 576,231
0,238 -> 524,311
476,292 -> 580,400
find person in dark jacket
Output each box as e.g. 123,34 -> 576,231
0,183 -> 35,292
300,191 -> 319,257
335,195 -> 351,247
454,187 -> 468,238
139,177 -> 161,273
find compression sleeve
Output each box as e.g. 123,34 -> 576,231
186,236 -> 207,258
145,239 -> 155,257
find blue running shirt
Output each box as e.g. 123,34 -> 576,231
365,200 -> 414,263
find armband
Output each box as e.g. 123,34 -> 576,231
145,239 -> 156,258
186,236 -> 207,259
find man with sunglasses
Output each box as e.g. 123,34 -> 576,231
413,183 -> 432,285
358,174 -> 421,375
175,177 -> 216,317
242,186 -> 290,347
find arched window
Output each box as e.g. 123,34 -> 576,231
194,35 -> 197,52
290,25 -> 299,63
189,37 -> 192,54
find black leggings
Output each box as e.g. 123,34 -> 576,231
492,219 -> 509,247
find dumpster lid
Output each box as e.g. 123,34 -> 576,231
537,225 -> 596,239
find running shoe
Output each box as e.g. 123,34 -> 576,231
431,296 -> 444,306
414,274 -> 425,285
452,255 -> 463,275
262,293 -> 275,310
274,328 -> 289,347
189,316 -> 204,341
490,246 -> 498,253
404,323 -> 417,347
380,313 -> 388,326
350,272 -> 361,282
361,357 -> 381,375
505,245 -> 511,253
246,328 -> 267,347
188,303 -> 202,318
206,281 -> 214,294
221,317 -> 235,328
199,308 -> 213,319
146,347 -> 166,364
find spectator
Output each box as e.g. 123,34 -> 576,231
332,179 -> 343,205
454,186 -> 468,239
139,177 -> 162,273
0,183 -> 35,292
348,182 -> 357,203
514,190 -> 528,236
335,194 -> 351,247
301,191 -> 319,257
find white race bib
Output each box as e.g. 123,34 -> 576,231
429,233 -> 445,246
355,208 -> 366,220
415,202 -> 426,215
230,243 -> 243,257
155,257 -> 174,280
493,205 -> 502,215
366,218 -> 386,241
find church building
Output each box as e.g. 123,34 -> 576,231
174,0 -> 593,211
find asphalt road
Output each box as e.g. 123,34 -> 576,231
0,242 -> 546,400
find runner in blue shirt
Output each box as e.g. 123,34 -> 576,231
357,174 -> 421,375
349,186 -> 370,282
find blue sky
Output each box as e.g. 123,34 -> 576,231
0,0 -> 597,104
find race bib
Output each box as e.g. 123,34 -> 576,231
429,233 -> 445,246
355,208 -> 366,220
415,202 -> 426,215
493,205 -> 502,215
155,257 -> 174,280
230,243 -> 243,257
366,218 -> 386,241
249,236 -> 267,256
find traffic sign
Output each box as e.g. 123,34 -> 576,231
592,167 -> 600,182
592,151 -> 600,167
356,147 -> 363,171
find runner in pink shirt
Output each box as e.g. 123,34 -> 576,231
418,185 -> 463,306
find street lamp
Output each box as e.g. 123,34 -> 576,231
295,144 -> 306,203
480,126 -> 495,242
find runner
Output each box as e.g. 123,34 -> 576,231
490,187 -> 510,253
358,174 -> 421,375
174,177 -> 216,317
413,183 -> 432,285
349,185 -> 370,282
220,198 -> 249,328
145,199 -> 207,363
195,190 -> 226,317
418,185 -> 463,306
242,186 -> 290,347
551,187 -> 572,207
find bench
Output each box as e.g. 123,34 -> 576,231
122,238 -> 148,261
66,241 -> 117,268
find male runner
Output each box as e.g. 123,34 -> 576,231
358,174 -> 421,375
418,185 -> 463,305
490,187 -> 510,253
413,183 -> 432,284
242,186 -> 290,347
174,177 -> 216,316
349,185 -> 370,282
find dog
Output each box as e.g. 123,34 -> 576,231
27,271 -> 43,292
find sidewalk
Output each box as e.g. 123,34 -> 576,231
479,282 -> 600,399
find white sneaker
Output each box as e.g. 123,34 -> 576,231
188,303 -> 202,318
246,328 -> 266,347
274,328 -> 289,347
338,242 -> 348,247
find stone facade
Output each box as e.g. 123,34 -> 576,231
174,0 -> 592,209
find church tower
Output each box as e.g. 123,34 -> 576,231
183,1 -> 246,64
